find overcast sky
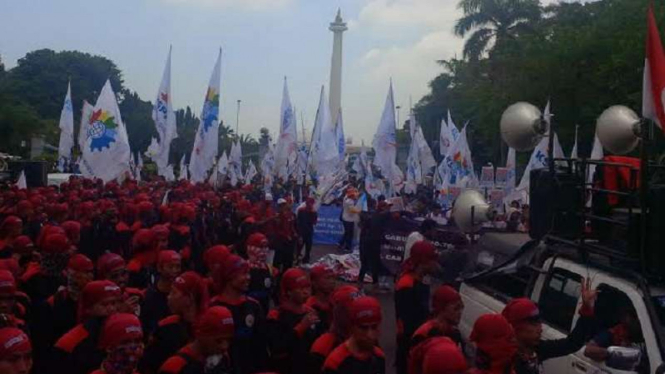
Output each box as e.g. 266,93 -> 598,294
1,0 -> 566,145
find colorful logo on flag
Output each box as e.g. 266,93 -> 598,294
201,88 -> 220,133
87,109 -> 118,151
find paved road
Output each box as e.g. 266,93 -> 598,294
308,244 -> 397,374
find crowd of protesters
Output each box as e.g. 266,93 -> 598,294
0,174 -> 608,374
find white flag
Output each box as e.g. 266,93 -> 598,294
57,81 -> 75,172
440,125 -> 478,188
588,134 -> 604,184
414,125 -> 437,172
275,78 -> 298,179
447,110 -> 460,141
189,49 -> 222,182
78,100 -> 94,153
16,171 -> 27,190
261,145 -> 275,190
405,135 -> 421,194
570,125 -> 579,159
311,86 -> 339,177
439,117 -> 453,156
217,152 -> 229,176
372,82 -> 397,180
135,153 -> 144,182
516,132 -> 564,192
80,80 -> 131,182
230,141 -> 243,178
163,165 -> 175,182
506,147 -> 516,190
335,109 -> 346,162
178,154 -> 188,181
245,160 -> 257,185
148,47 -> 178,177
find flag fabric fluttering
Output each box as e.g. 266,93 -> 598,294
218,152 -> 229,176
570,125 -> 579,159
439,125 -> 478,189
405,135 -> 421,194
135,153 -> 144,182
447,110 -> 460,141
335,109 -> 346,162
310,86 -> 339,177
189,49 -> 222,182
261,144 -> 275,191
516,132 -> 564,193
245,160 -> 257,185
274,78 -> 298,179
78,101 -> 94,154
80,80 -> 132,182
587,134 -> 604,184
506,147 -> 516,190
57,81 -> 75,172
372,82 -> 397,180
16,171 -> 27,190
414,125 -> 437,172
439,117 -> 453,157
178,155 -> 188,181
642,5 -> 665,133
230,141 -> 243,180
147,47 -> 178,177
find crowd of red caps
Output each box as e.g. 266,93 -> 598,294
0,176 -> 583,374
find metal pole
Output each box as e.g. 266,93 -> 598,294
638,119 -> 651,274
396,105 -> 401,128
236,100 -> 241,135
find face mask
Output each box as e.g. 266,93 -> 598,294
205,354 -> 224,372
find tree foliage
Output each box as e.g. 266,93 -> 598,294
416,0 -> 665,169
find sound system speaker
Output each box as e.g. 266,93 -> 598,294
646,186 -> 665,274
529,168 -> 584,240
8,161 -> 48,187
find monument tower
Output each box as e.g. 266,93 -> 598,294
329,9 -> 347,125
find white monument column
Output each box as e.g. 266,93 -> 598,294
329,9 -> 347,125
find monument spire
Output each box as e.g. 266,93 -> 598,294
329,8 -> 347,125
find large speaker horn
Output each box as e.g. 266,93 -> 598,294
596,105 -> 641,155
453,190 -> 495,232
500,102 -> 548,151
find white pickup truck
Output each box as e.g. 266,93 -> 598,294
458,232 -> 665,374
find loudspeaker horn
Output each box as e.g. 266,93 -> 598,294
596,105 -> 641,155
500,102 -> 548,151
453,190 -> 495,232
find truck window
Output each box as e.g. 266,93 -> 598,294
538,268 -> 581,332
468,266 -> 535,303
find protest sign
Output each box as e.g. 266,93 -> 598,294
480,166 -> 495,188
495,167 -> 508,187
313,205 -> 344,245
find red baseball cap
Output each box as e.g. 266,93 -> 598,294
98,313 -> 143,349
0,271 -> 16,296
68,254 -> 94,272
195,306 -> 235,338
422,337 -> 467,374
0,328 -> 31,359
502,298 -> 540,327
157,250 -> 181,267
42,233 -> 70,254
432,285 -> 461,313
246,233 -> 268,248
97,253 -> 126,279
331,285 -> 361,308
280,268 -> 311,295
173,271 -> 209,312
349,296 -> 382,325
310,265 -> 333,285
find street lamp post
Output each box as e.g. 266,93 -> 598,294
396,105 -> 402,128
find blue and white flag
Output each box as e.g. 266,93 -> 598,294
57,81 -> 74,172
178,154 -> 188,181
372,82 -> 397,180
230,141 -> 243,178
439,117 -> 453,157
245,160 -> 257,185
78,100 -> 94,154
80,80 -> 131,182
189,49 -> 222,182
275,78 -> 298,179
440,125 -> 478,188
311,86 -> 339,177
261,144 -> 276,191
517,132 -> 564,192
447,110 -> 460,141
335,108 -> 346,162
147,47 -> 178,177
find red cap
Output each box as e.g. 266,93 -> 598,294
138,201 -> 153,213
97,253 -> 126,279
0,271 -> 16,295
12,236 -> 33,251
469,314 -> 516,361
330,285 -> 360,308
0,259 -> 19,278
79,280 -> 121,316
173,271 -> 209,312
432,285 -> 461,313
217,255 -> 249,283
204,245 -> 231,273
0,216 -> 22,231
151,224 -> 169,240
422,337 -> 467,374
61,220 -> 81,238
246,233 -> 268,248
0,328 -> 31,359
68,254 -> 94,272
132,229 -> 156,251
157,250 -> 181,266
280,268 -> 311,294
502,298 -> 540,327
349,296 -> 382,325
410,241 -> 438,265
310,265 -> 333,285
195,306 -> 235,338
42,233 -> 70,254
98,313 -> 143,349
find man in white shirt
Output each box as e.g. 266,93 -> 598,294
403,219 -> 437,262
339,188 -> 360,252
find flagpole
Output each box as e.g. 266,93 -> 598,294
236,99 -> 242,135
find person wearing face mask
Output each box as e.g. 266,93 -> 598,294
246,233 -> 277,316
266,268 -> 319,374
305,265 -> 336,334
416,337 -> 467,374
141,271 -> 208,374
322,296 -> 385,374
0,327 -> 32,374
158,306 -> 236,374
395,240 -> 440,374
52,280 -> 123,374
141,250 -> 182,335
468,314 -> 518,374
409,285 -> 465,359
96,253 -> 144,317
501,279 -> 597,374
90,313 -> 144,374
210,255 -> 267,374
308,285 -> 360,374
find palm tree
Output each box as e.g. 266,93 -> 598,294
454,0 -> 541,60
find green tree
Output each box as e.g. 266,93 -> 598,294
119,91 -> 155,155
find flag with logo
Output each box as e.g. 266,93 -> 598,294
245,160 -> 257,185
517,132 -> 564,192
372,82 -> 397,180
80,80 -> 131,182
58,81 -> 74,172
311,86 -> 339,177
147,47 -> 178,177
275,78 -> 298,178
439,117 -> 453,157
78,100 -> 94,154
189,50 -> 222,182
335,109 -> 346,162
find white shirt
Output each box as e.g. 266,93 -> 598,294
403,231 -> 425,261
341,197 -> 360,223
